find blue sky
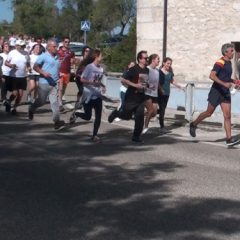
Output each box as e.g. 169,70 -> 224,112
0,0 -> 13,22
0,0 -> 63,23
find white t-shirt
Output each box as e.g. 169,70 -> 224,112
145,66 -> 159,97
29,54 -> 40,75
0,52 -> 11,76
7,49 -> 29,78
81,62 -> 104,102
9,36 -> 16,47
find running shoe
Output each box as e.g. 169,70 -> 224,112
160,127 -> 171,134
27,94 -> 32,103
132,137 -> 144,144
226,137 -> 240,146
28,107 -> 34,120
11,108 -> 17,115
189,122 -> 197,137
142,128 -> 149,134
54,120 -> 65,130
108,109 -> 118,123
59,105 -> 65,112
92,135 -> 101,143
69,112 -> 76,124
5,101 -> 11,113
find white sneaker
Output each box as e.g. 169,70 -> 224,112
142,128 -> 149,134
114,117 -> 121,122
65,103 -> 74,110
92,135 -> 101,143
62,95 -> 66,101
27,94 -> 32,103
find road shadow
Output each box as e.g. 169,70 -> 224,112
0,159 -> 240,240
1,111 -> 240,239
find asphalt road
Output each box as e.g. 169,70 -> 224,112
0,99 -> 240,240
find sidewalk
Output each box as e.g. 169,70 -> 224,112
65,82 -> 240,131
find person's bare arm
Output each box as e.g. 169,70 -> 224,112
33,63 -> 51,78
209,70 -> 232,89
121,78 -> 143,90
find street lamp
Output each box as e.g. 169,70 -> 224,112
163,0 -> 168,60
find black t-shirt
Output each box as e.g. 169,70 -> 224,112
211,57 -> 232,94
124,64 -> 149,97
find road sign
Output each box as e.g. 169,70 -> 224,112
81,21 -> 91,31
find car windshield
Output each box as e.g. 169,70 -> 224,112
70,45 -> 85,56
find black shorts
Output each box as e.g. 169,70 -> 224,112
207,87 -> 231,107
28,74 -> 40,81
4,75 -> 13,92
145,95 -> 158,103
10,77 -> 27,91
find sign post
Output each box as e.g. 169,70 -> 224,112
81,20 -> 91,44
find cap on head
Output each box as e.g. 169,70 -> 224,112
15,39 -> 26,46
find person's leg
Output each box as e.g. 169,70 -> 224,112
192,103 -> 215,126
220,102 -> 231,140
58,75 -> 64,109
48,85 -> 61,123
63,73 -> 70,98
92,98 -> 102,137
75,77 -> 83,108
13,89 -> 23,107
119,91 -> 126,110
75,100 -> 92,121
0,76 -> 7,102
158,95 -> 169,128
144,98 -> 154,129
59,74 -> 70,109
132,101 -> 145,140
30,84 -> 50,112
12,77 -> 27,111
34,80 -> 39,100
108,97 -> 134,123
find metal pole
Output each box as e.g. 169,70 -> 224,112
163,0 -> 168,60
84,31 -> 87,44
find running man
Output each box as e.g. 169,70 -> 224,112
189,43 -> 240,146
57,37 -> 75,111
108,50 -> 149,143
28,39 -> 65,130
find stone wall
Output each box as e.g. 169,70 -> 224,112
137,0 -> 240,83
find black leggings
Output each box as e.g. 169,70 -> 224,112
77,98 -> 102,136
158,95 -> 169,128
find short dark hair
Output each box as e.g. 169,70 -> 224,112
137,50 -> 147,62
63,36 -> 70,41
81,45 -> 90,56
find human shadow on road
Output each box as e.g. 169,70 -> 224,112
0,158 -> 240,240
1,114 -> 240,239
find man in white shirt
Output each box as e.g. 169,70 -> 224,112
0,42 -> 11,103
5,40 -> 30,114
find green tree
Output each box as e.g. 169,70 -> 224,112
10,0 -> 58,38
102,19 -> 136,72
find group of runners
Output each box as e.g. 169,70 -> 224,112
0,36 -> 239,146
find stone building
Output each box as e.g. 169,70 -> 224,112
137,0 -> 240,83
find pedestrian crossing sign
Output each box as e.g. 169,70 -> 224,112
81,21 -> 91,31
